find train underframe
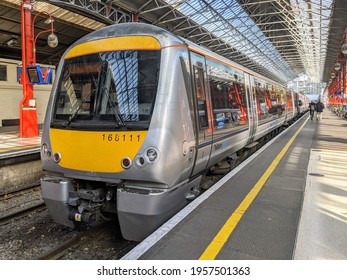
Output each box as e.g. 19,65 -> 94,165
41,174 -> 202,241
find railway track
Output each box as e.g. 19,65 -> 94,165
0,203 -> 46,226
0,182 -> 45,226
39,223 -> 108,260
39,223 -> 137,260
0,181 -> 40,199
0,180 -> 137,260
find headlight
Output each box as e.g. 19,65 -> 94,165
145,147 -> 160,163
41,143 -> 51,157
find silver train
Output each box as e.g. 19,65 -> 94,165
40,23 -> 306,241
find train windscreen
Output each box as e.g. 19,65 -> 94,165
51,50 -> 160,130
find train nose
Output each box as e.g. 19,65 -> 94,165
49,129 -> 148,172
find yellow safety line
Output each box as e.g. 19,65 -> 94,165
199,120 -> 307,260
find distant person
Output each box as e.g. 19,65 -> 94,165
309,100 -> 316,120
316,99 -> 325,120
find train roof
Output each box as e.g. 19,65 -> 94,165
66,22 -> 287,88
68,22 -> 185,51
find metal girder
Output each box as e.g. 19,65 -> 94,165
46,0 -> 132,24
237,0 -> 334,83
323,0 -> 347,82
101,0 -> 293,83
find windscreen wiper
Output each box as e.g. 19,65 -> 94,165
63,102 -> 83,127
101,63 -> 126,128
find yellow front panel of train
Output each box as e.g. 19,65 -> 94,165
50,129 -> 147,172
65,36 -> 161,59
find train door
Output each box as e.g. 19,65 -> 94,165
244,73 -> 258,143
286,89 -> 295,120
190,52 -> 213,176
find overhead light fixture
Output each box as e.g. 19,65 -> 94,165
44,18 -> 53,24
47,33 -> 58,48
6,37 -> 18,47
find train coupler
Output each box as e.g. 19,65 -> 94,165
67,187 -> 107,224
68,208 -> 97,224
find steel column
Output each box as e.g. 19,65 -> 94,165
20,0 -> 38,137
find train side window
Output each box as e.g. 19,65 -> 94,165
266,84 -> 284,116
209,77 -> 233,128
254,81 -> 268,120
193,66 -> 208,128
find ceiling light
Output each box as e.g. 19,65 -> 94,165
47,33 -> 58,48
44,18 -> 53,24
6,38 -> 18,47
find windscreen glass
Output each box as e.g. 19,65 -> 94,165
52,50 -> 160,130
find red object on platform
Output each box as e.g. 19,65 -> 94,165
20,0 -> 38,137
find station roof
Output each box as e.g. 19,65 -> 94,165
0,0 -> 346,86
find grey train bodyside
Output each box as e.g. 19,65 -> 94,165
40,23 -> 300,241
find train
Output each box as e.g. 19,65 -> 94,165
40,23 -> 307,241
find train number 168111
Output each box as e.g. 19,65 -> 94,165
102,134 -> 141,142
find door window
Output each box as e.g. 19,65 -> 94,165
194,66 -> 208,129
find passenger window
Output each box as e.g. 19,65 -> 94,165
254,80 -> 286,118
210,80 -> 248,128
231,82 -> 248,124
208,65 -> 248,130
194,66 -> 208,129
255,82 -> 267,119
209,79 -> 233,127
269,86 -> 285,115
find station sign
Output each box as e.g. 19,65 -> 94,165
26,65 -> 53,85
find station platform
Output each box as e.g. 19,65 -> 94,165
122,109 -> 347,260
0,127 -> 41,159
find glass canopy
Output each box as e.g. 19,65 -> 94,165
163,0 -> 333,84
